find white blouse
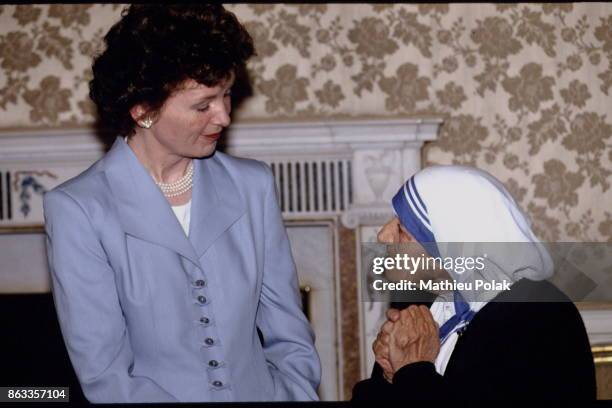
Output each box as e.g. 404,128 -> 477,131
171,200 -> 191,236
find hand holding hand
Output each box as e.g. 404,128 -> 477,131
372,308 -> 400,383
388,305 -> 441,372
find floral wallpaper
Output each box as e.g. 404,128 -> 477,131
0,3 -> 611,242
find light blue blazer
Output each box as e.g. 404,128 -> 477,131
43,137 -> 321,403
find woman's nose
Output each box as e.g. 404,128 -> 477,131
212,103 -> 231,128
377,225 -> 397,244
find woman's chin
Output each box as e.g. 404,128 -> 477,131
189,141 -> 217,158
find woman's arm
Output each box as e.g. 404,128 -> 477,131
390,361 -> 449,399
43,190 -> 177,403
254,165 -> 321,401
351,362 -> 398,402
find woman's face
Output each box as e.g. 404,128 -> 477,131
134,74 -> 234,159
377,216 -> 450,285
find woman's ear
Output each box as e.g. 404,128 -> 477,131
129,104 -> 148,123
130,104 -> 158,129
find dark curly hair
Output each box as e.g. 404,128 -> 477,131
89,4 -> 255,137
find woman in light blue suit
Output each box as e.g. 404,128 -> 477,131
43,5 -> 320,403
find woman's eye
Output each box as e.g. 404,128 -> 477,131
197,106 -> 209,112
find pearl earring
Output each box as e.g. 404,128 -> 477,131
139,117 -> 153,129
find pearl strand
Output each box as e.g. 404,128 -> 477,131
155,161 -> 194,197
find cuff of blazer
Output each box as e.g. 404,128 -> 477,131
392,361 -> 443,400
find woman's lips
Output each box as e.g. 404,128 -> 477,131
204,133 -> 220,141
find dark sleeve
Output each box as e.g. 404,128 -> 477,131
350,363 -> 396,402
391,361 -> 450,400
352,361 -> 452,402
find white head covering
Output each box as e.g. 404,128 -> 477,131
393,164 -> 554,301
391,165 -> 554,374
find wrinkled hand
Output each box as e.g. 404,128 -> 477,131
372,309 -> 401,383
388,305 -> 440,372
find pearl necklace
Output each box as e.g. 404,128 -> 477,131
122,136 -> 193,198
154,161 -> 194,198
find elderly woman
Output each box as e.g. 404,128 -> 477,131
352,165 -> 596,400
42,5 -> 320,403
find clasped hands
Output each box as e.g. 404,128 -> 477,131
373,305 -> 441,383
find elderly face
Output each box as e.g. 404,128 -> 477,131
136,74 -> 234,159
377,216 -> 450,285
377,216 -> 415,245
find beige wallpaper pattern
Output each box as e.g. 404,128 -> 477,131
0,3 -> 611,242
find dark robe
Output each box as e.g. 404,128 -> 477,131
352,279 -> 596,400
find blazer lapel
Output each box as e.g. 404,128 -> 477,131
189,153 -> 246,258
103,137 -> 200,266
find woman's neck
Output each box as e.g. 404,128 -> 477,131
126,132 -> 191,184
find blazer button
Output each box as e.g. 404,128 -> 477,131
204,337 -> 214,346
194,279 -> 206,287
200,317 -> 210,324
197,295 -> 207,304
209,360 -> 219,368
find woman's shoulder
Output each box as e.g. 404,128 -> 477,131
212,151 -> 270,174
480,279 -> 586,329
210,151 -> 274,191
501,278 -> 572,302
45,159 -> 108,209
463,279 -> 591,368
